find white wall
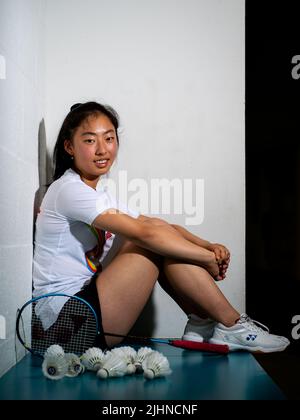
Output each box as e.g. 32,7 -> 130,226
44,0 -> 245,337
0,0 -> 244,379
0,0 -> 45,377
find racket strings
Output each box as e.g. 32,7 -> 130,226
28,298 -> 97,355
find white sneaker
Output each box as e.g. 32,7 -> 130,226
209,313 -> 290,353
182,314 -> 217,343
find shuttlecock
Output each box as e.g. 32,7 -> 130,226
142,351 -> 172,380
118,346 -> 137,361
110,346 -> 137,374
44,344 -> 65,359
65,353 -> 85,377
96,353 -> 128,379
81,347 -> 107,372
134,347 -> 154,373
42,354 -> 68,380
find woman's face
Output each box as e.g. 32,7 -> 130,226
64,113 -> 118,188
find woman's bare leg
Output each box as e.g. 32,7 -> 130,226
95,240 -> 163,348
96,240 -> 239,347
157,270 -> 210,319
158,258 -> 240,326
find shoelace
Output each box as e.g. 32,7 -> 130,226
237,314 -> 270,334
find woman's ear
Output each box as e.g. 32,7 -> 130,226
64,139 -> 73,156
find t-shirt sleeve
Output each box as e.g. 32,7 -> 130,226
55,181 -> 114,225
55,181 -> 140,225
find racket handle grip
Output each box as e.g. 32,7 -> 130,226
171,340 -> 229,354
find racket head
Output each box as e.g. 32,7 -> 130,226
16,293 -> 99,357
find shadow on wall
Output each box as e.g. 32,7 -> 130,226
33,119 -> 53,242
129,292 -> 157,339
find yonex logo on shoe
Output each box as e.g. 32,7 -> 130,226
246,334 -> 257,341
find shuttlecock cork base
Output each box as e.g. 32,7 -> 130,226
142,350 -> 172,380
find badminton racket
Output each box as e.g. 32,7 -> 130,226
103,332 -> 229,354
16,293 -> 229,357
16,293 -> 99,358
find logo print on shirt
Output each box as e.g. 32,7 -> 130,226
105,232 -> 112,240
85,226 -> 106,273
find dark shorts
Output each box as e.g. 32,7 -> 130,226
75,273 -> 108,350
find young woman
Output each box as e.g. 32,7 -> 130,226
33,101 -> 289,353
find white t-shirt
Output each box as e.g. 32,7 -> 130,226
32,168 -> 139,329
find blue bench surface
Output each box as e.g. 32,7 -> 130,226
0,343 -> 285,400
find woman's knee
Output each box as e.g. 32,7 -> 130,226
118,239 -> 163,267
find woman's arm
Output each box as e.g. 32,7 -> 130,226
92,210 -> 221,279
170,223 -> 212,249
171,223 -> 230,258
137,215 -> 230,280
138,216 -> 229,260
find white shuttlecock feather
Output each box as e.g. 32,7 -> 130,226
64,353 -> 85,377
96,353 -> 128,379
142,351 -> 172,380
119,346 -> 137,361
44,344 -> 65,359
42,354 -> 68,380
81,347 -> 107,372
134,347 -> 154,373
110,346 -> 137,374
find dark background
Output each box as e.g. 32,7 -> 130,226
246,0 -> 300,351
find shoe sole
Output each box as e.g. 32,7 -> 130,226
182,334 -> 204,343
209,338 -> 290,353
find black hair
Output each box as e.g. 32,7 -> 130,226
52,101 -> 120,181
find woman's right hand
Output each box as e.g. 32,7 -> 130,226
203,254 -> 224,281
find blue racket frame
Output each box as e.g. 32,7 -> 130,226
16,293 -> 100,358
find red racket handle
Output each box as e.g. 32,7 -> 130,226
170,340 -> 229,354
